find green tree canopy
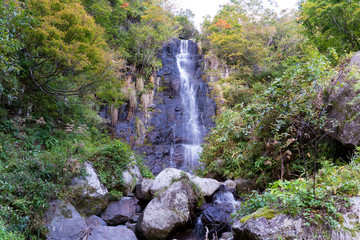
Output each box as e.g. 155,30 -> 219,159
301,0 -> 360,55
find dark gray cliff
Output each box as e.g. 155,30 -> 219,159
102,39 -> 216,174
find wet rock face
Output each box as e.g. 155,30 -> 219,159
201,202 -> 234,236
142,39 -> 215,173
328,52 -> 360,147
100,197 -> 139,226
105,39 -> 216,175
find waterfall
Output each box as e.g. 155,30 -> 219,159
192,216 -> 205,240
176,40 -> 204,171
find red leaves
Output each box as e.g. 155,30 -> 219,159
121,2 -> 129,8
215,19 -> 231,29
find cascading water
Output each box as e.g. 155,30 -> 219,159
176,40 -> 204,171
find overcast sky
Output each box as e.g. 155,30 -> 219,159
174,0 -> 299,29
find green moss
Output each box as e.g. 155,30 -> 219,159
197,196 -> 205,207
240,207 -> 277,223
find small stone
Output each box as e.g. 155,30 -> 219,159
224,180 -> 236,192
131,214 -> 140,223
126,222 -> 137,233
221,232 -> 231,239
234,178 -> 256,194
135,178 -> 154,200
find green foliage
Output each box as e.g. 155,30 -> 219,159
238,157 -> 360,229
318,159 -> 360,196
0,102 -> 111,238
0,219 -> 25,240
0,123 -> 90,237
125,1 -> 179,76
202,0 -> 308,83
22,0 -> 118,96
91,140 -> 132,200
240,180 -> 347,229
200,50 -> 339,185
238,151 -> 360,230
0,1 -> 31,102
174,8 -> 198,39
301,0 -> 360,57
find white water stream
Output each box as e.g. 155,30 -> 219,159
176,40 -> 204,171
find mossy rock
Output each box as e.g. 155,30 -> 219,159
240,207 -> 277,223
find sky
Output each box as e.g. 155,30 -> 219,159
174,0 -> 299,29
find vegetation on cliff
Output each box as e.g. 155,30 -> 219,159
0,0 -> 193,238
1,0 -> 360,237
198,0 -> 360,233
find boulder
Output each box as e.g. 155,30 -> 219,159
121,171 -> 137,196
135,178 -> 154,200
137,181 -> 194,240
149,168 -> 184,195
88,226 -> 137,240
232,213 -> 303,240
234,178 -> 256,194
119,161 -> 143,196
232,202 -> 360,240
201,202 -> 234,236
328,52 -> 360,147
149,168 -> 220,198
331,197 -> 360,239
71,162 -> 109,216
85,215 -> 107,227
101,197 -> 138,225
44,200 -> 88,240
189,176 -> 220,197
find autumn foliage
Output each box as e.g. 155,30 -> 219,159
215,19 -> 231,29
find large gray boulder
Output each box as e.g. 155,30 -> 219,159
149,168 -> 184,195
149,168 -> 220,198
45,200 -> 88,240
88,226 -> 137,240
232,213 -> 303,240
189,175 -> 220,197
328,52 -> 360,147
71,162 -> 109,216
232,198 -> 360,240
101,197 -> 138,225
137,181 -> 194,240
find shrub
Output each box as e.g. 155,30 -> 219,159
0,219 -> 25,240
92,140 -> 133,200
237,156 -> 360,229
200,50 -> 341,186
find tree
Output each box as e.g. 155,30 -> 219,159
301,0 -> 360,55
174,8 -> 198,39
22,0 -> 116,96
0,1 -> 30,103
125,0 -> 179,76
